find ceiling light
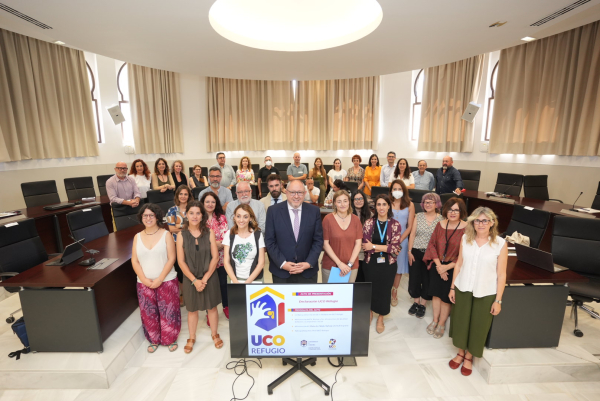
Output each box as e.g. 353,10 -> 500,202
208,0 -> 383,52
54,40 -> 65,45
521,37 -> 536,42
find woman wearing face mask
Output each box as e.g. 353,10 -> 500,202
171,160 -> 188,190
362,195 -> 402,334
389,180 -> 415,307
152,158 -> 175,192
407,193 -> 443,318
223,204 -> 265,283
309,158 -> 327,204
166,185 -> 191,304
390,158 -> 415,189
321,191 -> 363,283
129,159 -> 152,199
177,201 -> 222,352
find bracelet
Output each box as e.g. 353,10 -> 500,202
450,288 -> 455,291
191,278 -> 197,285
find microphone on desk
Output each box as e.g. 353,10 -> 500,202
569,192 -> 583,212
68,235 -> 96,265
500,181 -> 518,197
71,182 -> 82,205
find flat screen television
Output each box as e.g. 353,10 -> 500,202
228,282 -> 371,358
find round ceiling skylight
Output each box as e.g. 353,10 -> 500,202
208,0 -> 383,52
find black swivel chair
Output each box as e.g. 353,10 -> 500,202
64,177 -> 96,200
494,173 -> 524,196
274,163 -> 288,181
146,190 -> 175,214
97,175 -> 113,197
458,170 -> 481,191
523,175 -> 563,202
409,189 -> 432,204
410,166 -> 419,173
0,219 -> 55,323
592,182 -> 600,210
502,204 -> 550,249
440,193 -> 459,206
345,181 -> 359,195
370,186 -> 388,199
192,187 -> 202,200
552,216 -> 600,337
66,206 -> 109,244
21,180 -> 60,208
111,203 -> 143,231
260,182 -> 269,198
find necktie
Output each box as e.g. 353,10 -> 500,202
292,209 -> 300,241
274,198 -> 279,204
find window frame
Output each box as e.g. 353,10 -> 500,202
411,69 -> 424,141
484,60 -> 499,141
86,61 -> 102,143
117,62 -> 129,140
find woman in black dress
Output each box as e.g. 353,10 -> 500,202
362,195 -> 402,334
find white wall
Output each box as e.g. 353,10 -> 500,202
1,52 -> 599,211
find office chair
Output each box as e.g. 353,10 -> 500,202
191,187 -> 202,200
64,177 -> 96,200
502,204 -> 550,249
345,181 -> 359,195
592,182 -> 600,210
494,173 -> 524,196
552,216 -> 600,337
146,190 -> 176,215
260,182 -> 269,198
458,170 -> 481,191
21,180 -> 60,208
97,174 -> 113,197
409,189 -> 432,204
523,175 -> 563,202
66,206 -> 109,244
413,202 -> 423,214
410,166 -> 419,173
274,163 -> 288,181
0,219 -> 57,323
111,203 -> 144,231
440,192 -> 459,206
370,186 -> 389,199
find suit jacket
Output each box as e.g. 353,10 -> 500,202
260,192 -> 288,211
264,201 -> 323,279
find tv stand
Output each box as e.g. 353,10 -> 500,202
268,357 -> 330,395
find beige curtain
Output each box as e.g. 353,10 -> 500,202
0,28 -> 99,162
295,77 -> 379,150
206,78 -> 294,151
418,55 -> 484,152
490,21 -> 600,155
128,63 -> 183,154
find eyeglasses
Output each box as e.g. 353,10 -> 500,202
354,198 -> 364,202
424,201 -> 436,205
474,219 -> 491,225
116,167 -> 127,170
142,214 -> 156,220
237,190 -> 251,194
288,191 -> 305,197
209,175 -> 221,179
448,209 -> 460,214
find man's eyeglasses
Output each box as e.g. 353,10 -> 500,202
116,167 -> 127,170
209,175 -> 221,179
289,191 -> 304,197
237,190 -> 251,194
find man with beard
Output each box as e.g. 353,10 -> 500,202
435,156 -> 463,195
260,175 -> 287,211
226,181 -> 266,231
199,166 -> 233,210
106,161 -> 141,207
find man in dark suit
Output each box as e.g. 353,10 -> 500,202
265,180 -> 324,283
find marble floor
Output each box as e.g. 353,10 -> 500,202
0,277 -> 599,400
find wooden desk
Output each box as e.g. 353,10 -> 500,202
4,196 -> 113,254
0,225 -> 140,352
462,190 -> 599,251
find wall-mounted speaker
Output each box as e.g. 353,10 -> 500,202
107,105 -> 125,125
461,102 -> 481,123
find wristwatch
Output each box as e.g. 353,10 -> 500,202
495,300 -> 502,304
347,262 -> 354,268
372,245 -> 376,250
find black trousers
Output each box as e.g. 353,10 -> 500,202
272,274 -> 318,284
407,249 -> 432,301
217,266 -> 228,308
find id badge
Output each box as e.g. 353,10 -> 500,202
377,256 -> 385,264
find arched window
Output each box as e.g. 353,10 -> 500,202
117,62 -> 135,147
86,62 -> 102,143
411,69 -> 424,140
484,61 -> 499,141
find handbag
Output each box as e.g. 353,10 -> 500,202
505,231 -> 530,246
9,317 -> 30,360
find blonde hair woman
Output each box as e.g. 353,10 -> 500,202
171,160 -> 188,190
448,207 -> 507,376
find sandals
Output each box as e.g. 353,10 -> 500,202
376,318 -> 385,334
184,338 -> 195,354
449,353 -> 465,369
426,321 -> 438,335
168,342 -> 178,352
433,325 -> 445,339
391,286 -> 399,307
147,344 -> 159,353
461,356 -> 473,376
212,334 -> 224,349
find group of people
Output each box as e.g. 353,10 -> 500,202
108,151 -> 505,377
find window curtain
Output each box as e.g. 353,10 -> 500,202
295,77 -> 379,150
490,21 -> 600,155
0,28 -> 99,162
128,63 -> 184,154
206,78 -> 294,151
418,54 -> 484,152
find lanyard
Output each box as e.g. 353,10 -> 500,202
376,219 -> 388,256
443,220 -> 460,262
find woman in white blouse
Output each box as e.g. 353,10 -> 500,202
327,158 -> 347,187
129,159 -> 152,199
448,206 -> 507,376
390,158 -> 415,189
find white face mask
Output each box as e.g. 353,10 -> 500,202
392,190 -> 403,199
265,161 -> 272,166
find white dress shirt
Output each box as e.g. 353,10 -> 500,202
280,202 -> 303,269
